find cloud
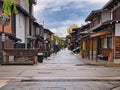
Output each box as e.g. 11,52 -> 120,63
49,18 -> 85,37
34,0 -> 109,12
51,8 -> 62,12
34,0 -> 110,37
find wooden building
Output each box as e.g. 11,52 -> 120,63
0,0 -> 36,63
102,0 -> 120,63
84,0 -> 120,63
43,28 -> 53,58
14,0 -> 36,49
70,28 -> 79,50
0,1 -> 19,62
33,22 -> 44,52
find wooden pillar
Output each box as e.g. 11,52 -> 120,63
3,51 -> 9,64
88,38 -> 90,59
87,38 -> 90,59
33,56 -> 38,65
86,39 -> 88,59
96,37 -> 98,62
112,25 -> 115,62
91,38 -> 93,60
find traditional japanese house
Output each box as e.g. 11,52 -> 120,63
78,24 -> 91,58
102,0 -> 120,63
43,28 -> 53,58
33,22 -> 44,52
70,28 -> 79,50
0,1 -> 22,62
14,0 -> 36,49
0,1 -> 22,49
85,8 -> 113,61
85,0 -> 120,63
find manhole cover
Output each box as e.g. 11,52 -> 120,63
38,72 -> 52,74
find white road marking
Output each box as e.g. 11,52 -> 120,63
0,80 -> 8,89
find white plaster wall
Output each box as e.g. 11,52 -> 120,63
44,33 -> 48,40
26,17 -> 30,36
89,51 -> 97,59
20,0 -> 29,13
115,23 -> 120,36
16,13 -> 26,43
32,5 -> 34,15
101,11 -> 111,23
31,22 -> 35,36
103,38 -> 107,48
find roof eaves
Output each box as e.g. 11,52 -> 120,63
16,4 -> 36,21
102,0 -> 113,9
85,9 -> 101,22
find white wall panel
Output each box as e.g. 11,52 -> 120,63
101,11 -> 111,23
115,23 -> 120,36
16,13 -> 26,43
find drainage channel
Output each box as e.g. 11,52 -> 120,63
21,80 -> 120,82
75,64 -> 106,66
20,77 -> 120,82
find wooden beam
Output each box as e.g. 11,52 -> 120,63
90,30 -> 112,38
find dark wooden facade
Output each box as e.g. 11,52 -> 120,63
113,7 -> 120,20
82,0 -> 120,63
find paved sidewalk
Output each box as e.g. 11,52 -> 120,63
112,87 -> 120,90
0,80 -> 8,88
0,49 -> 120,90
74,53 -> 120,67
43,49 -> 84,66
1,81 -> 120,90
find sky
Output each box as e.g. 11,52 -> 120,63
34,0 -> 110,37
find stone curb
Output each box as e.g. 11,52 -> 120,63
1,77 -> 120,81
74,53 -> 120,67
112,87 -> 120,90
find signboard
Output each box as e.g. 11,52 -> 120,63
2,33 -> 5,42
36,28 -> 40,35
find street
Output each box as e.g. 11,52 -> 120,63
0,49 -> 120,90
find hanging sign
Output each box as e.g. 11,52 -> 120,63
2,33 -> 5,42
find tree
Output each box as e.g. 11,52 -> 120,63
0,0 -> 29,50
67,24 -> 78,34
0,0 -> 29,30
65,35 -> 71,44
3,0 -> 29,16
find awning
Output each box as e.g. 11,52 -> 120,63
90,30 -> 112,38
81,34 -> 90,39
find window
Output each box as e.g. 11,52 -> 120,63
101,37 -> 107,48
36,28 -> 40,35
113,7 -> 120,20
39,28 -> 43,36
107,37 -> 112,49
